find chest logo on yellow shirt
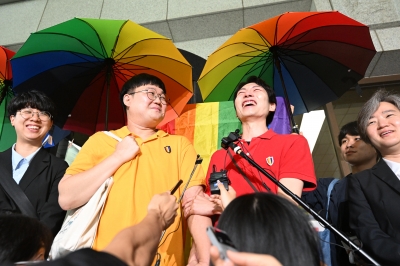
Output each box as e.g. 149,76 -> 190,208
266,156 -> 274,166
164,146 -> 171,153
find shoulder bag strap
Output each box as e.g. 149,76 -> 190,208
0,163 -> 37,218
103,131 -> 122,142
325,178 -> 339,220
227,151 -> 259,192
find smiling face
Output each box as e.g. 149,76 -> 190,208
10,107 -> 53,146
340,134 -> 377,166
234,82 -> 276,123
366,101 -> 400,156
123,84 -> 167,128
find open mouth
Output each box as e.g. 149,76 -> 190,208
380,130 -> 393,137
26,125 -> 40,130
242,100 -> 256,107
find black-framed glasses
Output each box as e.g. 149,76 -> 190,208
128,89 -> 168,105
18,109 -> 52,122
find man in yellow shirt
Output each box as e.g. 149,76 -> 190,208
58,73 -> 211,266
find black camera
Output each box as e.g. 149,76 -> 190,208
209,165 -> 230,195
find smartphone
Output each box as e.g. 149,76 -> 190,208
206,226 -> 237,260
170,179 -> 183,195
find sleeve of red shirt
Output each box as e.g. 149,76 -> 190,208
279,135 -> 317,191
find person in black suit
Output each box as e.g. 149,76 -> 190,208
302,121 -> 378,266
0,90 -> 67,240
349,89 -> 400,265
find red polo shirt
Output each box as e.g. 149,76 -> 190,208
206,129 -> 316,196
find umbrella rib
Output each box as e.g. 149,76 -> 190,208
277,59 -> 310,112
112,38 -> 172,63
275,12 -> 323,44
77,18 -> 109,58
34,32 -> 106,59
110,20 -> 128,60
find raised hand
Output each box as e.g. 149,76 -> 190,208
210,246 -> 283,266
148,192 -> 178,230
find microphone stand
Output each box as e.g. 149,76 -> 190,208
223,137 -> 380,266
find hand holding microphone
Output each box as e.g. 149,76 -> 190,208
210,181 -> 236,211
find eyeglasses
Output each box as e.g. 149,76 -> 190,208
128,89 -> 168,105
18,109 -> 52,122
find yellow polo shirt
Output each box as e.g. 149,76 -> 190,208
66,126 -> 205,266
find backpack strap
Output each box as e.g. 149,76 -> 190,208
325,179 -> 339,220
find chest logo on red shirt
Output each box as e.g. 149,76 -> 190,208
266,156 -> 274,166
164,146 -> 171,153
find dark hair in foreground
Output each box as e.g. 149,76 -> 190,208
7,90 -> 56,119
119,73 -> 166,111
217,193 -> 321,266
338,121 -> 359,144
358,89 -> 400,144
0,214 -> 52,263
233,76 -> 277,125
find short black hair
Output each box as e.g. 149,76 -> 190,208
338,121 -> 359,144
7,90 -> 56,120
0,214 -> 52,263
119,73 -> 166,111
233,76 -> 277,125
217,193 -> 320,266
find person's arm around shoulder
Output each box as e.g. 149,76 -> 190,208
58,135 -> 140,210
103,191 -> 178,266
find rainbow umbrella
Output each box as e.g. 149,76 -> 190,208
0,46 -> 16,151
11,18 -> 193,135
198,11 -> 376,131
0,46 -> 14,106
0,88 -> 15,152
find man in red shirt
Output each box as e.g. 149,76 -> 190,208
183,76 -> 316,217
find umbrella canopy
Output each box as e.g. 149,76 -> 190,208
198,11 -> 376,117
0,88 -> 15,152
12,18 -> 193,135
0,46 -> 16,151
0,46 -> 14,106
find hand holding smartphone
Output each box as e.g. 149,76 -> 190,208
206,226 -> 238,260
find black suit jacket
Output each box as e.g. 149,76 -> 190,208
0,147 -> 68,237
349,159 -> 400,265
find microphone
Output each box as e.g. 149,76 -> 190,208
159,155 -> 203,240
226,141 -> 242,155
177,154 -> 203,203
221,129 -> 241,150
